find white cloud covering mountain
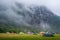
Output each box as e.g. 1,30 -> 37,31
0,0 -> 60,16
16,0 -> 60,16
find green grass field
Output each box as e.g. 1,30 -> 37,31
0,33 -> 60,40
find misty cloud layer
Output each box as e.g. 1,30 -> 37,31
0,0 -> 60,16
0,0 -> 60,33
0,0 -> 60,31
16,0 -> 60,16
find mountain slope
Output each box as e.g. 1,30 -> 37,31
0,2 -> 60,33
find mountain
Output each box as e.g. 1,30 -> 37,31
0,2 -> 60,33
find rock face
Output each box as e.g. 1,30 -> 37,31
29,6 -> 54,25
0,2 -> 60,33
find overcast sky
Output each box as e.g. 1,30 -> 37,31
0,0 -> 60,16
16,0 -> 60,16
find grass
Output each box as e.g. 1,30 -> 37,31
0,33 -> 60,40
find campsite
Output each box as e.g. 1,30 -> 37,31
0,32 -> 60,40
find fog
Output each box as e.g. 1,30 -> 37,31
16,0 -> 60,16
0,0 -> 60,30
0,0 -> 60,16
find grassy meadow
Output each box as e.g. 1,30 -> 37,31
0,33 -> 60,40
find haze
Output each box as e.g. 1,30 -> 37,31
0,0 -> 60,16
